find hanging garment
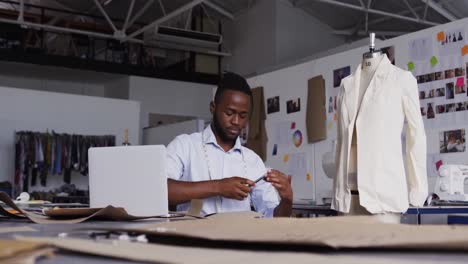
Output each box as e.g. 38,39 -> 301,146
332,54 -> 428,214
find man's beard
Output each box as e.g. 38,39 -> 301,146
212,114 -> 238,143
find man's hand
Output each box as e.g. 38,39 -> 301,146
265,169 -> 293,203
216,177 -> 255,200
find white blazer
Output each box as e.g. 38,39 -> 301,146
332,54 -> 428,214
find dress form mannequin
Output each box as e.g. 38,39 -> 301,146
344,38 -> 400,224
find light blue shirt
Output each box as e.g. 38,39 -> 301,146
167,125 -> 279,217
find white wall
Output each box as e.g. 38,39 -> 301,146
275,0 -> 346,65
222,0 -> 276,76
129,76 -> 214,143
223,0 -> 347,77
104,76 -> 130,99
0,86 -> 140,191
248,17 -> 468,204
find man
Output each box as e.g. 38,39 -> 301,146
167,72 -> 293,217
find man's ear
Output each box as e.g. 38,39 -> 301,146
210,101 -> 215,114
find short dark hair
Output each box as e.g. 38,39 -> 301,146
214,72 -> 252,105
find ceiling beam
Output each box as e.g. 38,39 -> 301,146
368,5 -> 425,26
125,0 -> 205,41
333,29 -> 410,37
421,0 -> 457,21
158,0 -> 167,15
17,0 -> 23,22
92,0 -> 118,33
402,0 -> 419,19
0,16 -> 230,57
203,0 -> 234,20
310,0 -> 439,26
123,0 -> 136,31
126,0 -> 155,32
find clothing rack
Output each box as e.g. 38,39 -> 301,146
14,130 -> 115,197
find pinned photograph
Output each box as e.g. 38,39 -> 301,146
427,103 -> 435,119
436,87 -> 445,97
445,69 -> 455,79
455,82 -> 466,94
466,62 -> 468,78
328,97 -> 333,113
446,82 -> 455,99
267,96 -> 280,114
286,98 -> 301,114
333,66 -> 351,87
420,107 -> 426,116
435,71 -> 444,80
272,144 -> 278,156
426,73 -> 435,82
456,102 -> 466,111
428,89 -> 435,98
455,67 -> 465,77
436,104 -> 445,114
381,46 -> 395,65
440,129 -> 465,153
417,75 -> 424,84
419,91 -> 426,100
446,103 -> 455,113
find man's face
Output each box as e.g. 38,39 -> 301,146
210,90 -> 251,142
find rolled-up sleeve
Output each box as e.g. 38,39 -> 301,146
249,155 -> 280,218
166,135 -> 189,180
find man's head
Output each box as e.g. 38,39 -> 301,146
210,72 -> 252,143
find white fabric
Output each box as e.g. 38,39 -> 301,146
348,55 -> 384,190
332,54 -> 428,214
339,195 -> 401,224
167,125 -> 279,217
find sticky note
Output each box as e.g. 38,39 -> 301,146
333,113 -> 337,121
430,56 -> 438,67
462,45 -> 468,56
283,154 -> 289,162
291,122 -> 296,129
407,62 -> 415,71
328,121 -> 333,129
456,77 -> 464,87
306,173 -> 311,181
437,31 -> 445,42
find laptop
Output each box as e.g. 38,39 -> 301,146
88,145 -> 168,216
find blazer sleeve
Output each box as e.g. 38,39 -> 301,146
335,86 -> 345,173
402,72 -> 428,206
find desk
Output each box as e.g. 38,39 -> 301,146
2,218 -> 468,263
404,206 -> 468,225
292,204 -> 337,217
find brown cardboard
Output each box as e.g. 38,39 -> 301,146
0,192 -> 200,224
0,240 -> 50,260
246,86 -> 268,161
17,236 -> 439,264
0,226 -> 37,234
306,75 -> 327,143
89,214 -> 468,251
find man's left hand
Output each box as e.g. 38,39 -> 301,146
265,169 -> 293,202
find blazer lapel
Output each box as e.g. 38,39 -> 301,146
343,64 -> 361,125
356,54 -> 392,117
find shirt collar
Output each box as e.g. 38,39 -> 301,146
203,124 -> 243,153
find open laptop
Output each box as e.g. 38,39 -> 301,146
88,145 -> 168,216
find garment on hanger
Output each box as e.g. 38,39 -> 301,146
332,54 -> 428,214
13,131 -> 115,197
